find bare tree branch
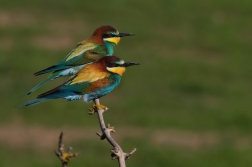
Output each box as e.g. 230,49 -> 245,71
54,100 -> 136,167
89,99 -> 137,167
55,132 -> 79,167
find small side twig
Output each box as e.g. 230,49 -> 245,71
55,132 -> 79,167
91,99 -> 137,167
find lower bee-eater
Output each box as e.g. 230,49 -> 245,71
17,56 -> 139,110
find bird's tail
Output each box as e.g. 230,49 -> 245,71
34,65 -> 72,76
20,77 -> 53,98
17,90 -> 81,107
16,98 -> 51,107
17,88 -> 66,107
21,68 -> 79,98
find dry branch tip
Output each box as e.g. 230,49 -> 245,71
125,148 -> 137,160
55,132 -> 79,166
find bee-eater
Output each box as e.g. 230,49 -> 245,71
17,56 -> 139,110
22,25 -> 133,97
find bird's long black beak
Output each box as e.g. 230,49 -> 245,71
118,32 -> 134,37
122,62 -> 139,67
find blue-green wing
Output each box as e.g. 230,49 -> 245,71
34,41 -> 105,76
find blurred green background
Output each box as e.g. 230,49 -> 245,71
1,0 -> 252,166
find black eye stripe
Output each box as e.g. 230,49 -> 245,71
102,33 -> 117,38
106,63 -> 120,67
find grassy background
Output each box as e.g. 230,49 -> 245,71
1,0 -> 252,166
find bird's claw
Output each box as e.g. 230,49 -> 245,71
88,104 -> 96,115
88,104 -> 108,114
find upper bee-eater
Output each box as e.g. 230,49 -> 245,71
17,56 -> 139,110
22,25 -> 133,97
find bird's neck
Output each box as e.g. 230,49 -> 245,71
104,41 -> 116,56
109,74 -> 122,87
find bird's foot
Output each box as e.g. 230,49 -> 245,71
88,104 -> 108,115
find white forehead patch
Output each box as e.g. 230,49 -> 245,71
118,60 -> 125,64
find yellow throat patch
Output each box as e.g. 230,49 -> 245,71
106,67 -> 126,76
104,37 -> 121,45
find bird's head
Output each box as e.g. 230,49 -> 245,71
99,56 -> 139,76
92,25 -> 134,46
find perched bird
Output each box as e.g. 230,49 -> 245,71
22,25 -> 133,97
17,56 -> 139,110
